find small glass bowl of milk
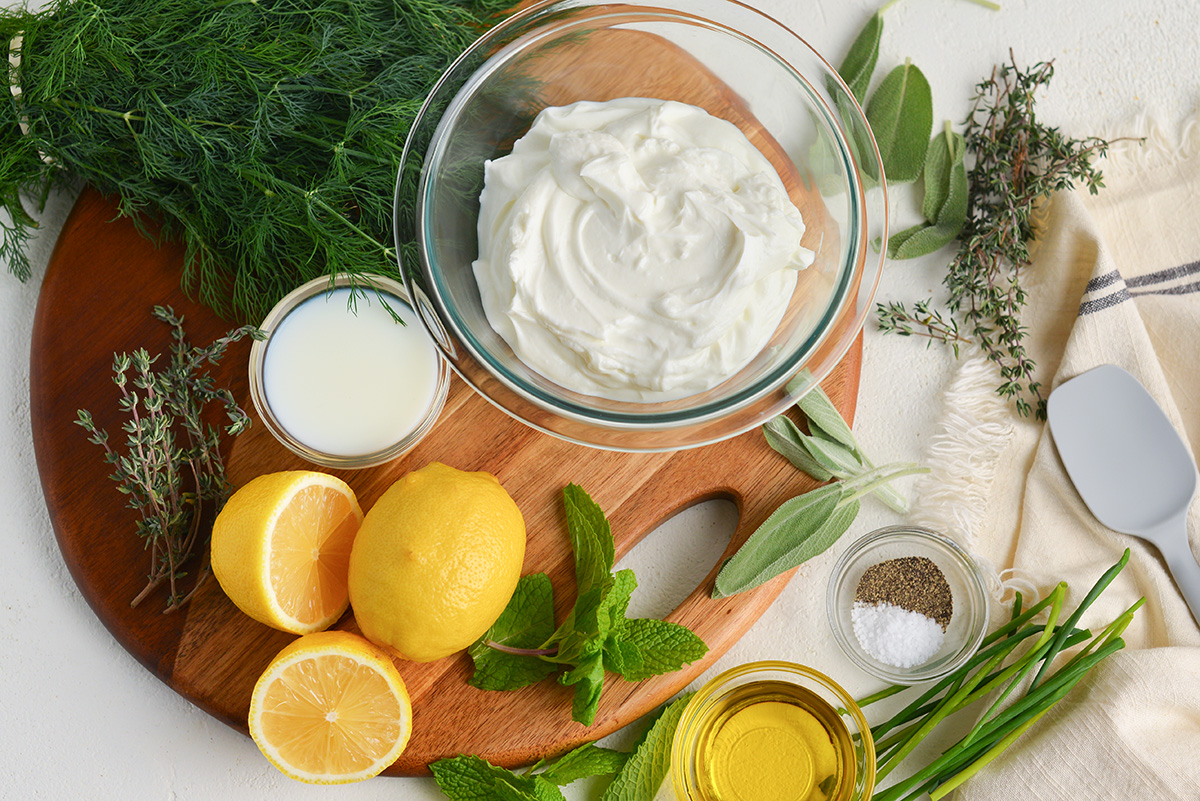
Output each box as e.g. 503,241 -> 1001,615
248,274 -> 450,468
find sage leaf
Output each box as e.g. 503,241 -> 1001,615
887,221 -> 961,260
713,485 -> 842,598
837,11 -> 883,104
715,488 -> 860,598
600,693 -> 695,801
801,433 -> 864,476
806,126 -> 847,196
764,415 -> 834,481
797,382 -> 857,450
866,60 -> 933,184
887,124 -> 969,259
922,124 -> 968,222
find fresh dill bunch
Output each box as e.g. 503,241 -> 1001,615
75,306 -> 264,612
876,54 -> 1116,419
0,0 -> 510,321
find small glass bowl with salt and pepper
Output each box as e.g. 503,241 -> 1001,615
826,526 -> 990,684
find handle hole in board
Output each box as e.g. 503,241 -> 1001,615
616,498 -> 737,621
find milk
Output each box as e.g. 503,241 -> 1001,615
262,287 -> 440,457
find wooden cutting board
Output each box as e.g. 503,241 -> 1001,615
28,28 -> 864,776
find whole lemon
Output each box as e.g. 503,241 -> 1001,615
348,462 -> 526,662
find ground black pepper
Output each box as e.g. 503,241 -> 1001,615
855,556 -> 953,630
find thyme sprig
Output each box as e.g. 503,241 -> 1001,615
877,54 -> 1120,419
75,306 -> 264,612
1,0 -> 509,321
875,299 -> 970,357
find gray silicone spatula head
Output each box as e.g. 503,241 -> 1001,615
1048,364 -> 1200,625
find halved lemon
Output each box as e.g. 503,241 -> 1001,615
249,630 -> 412,783
211,471 -> 363,634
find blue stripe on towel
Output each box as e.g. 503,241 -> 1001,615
1085,270 -> 1122,293
1126,259 -> 1200,288
1130,278 -> 1200,297
1079,259 -> 1200,315
1079,287 -> 1132,316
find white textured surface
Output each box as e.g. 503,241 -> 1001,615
2,1 -> 1197,798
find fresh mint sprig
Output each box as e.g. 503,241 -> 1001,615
431,693 -> 694,801
468,485 -> 707,727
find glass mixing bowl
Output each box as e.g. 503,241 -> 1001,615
395,0 -> 886,451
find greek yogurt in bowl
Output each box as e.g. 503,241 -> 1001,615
472,98 -> 815,402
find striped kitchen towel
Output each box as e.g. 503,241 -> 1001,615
912,125 -> 1200,800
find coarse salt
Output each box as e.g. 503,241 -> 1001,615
851,601 -> 945,668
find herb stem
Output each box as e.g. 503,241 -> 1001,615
835,462 -> 928,509
484,640 -> 559,658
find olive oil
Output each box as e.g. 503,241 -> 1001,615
692,680 -> 857,801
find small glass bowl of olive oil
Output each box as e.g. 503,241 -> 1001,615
671,661 -> 875,801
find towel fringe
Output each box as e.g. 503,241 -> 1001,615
908,349 -> 1020,602
1096,113 -> 1200,178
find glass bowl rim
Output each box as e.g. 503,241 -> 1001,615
414,4 -> 858,427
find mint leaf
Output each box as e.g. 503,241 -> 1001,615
600,693 -> 695,801
599,569 -> 637,633
561,651 -> 606,726
837,11 -> 882,104
563,482 -> 615,596
713,484 -> 845,598
469,484 -> 707,727
468,573 -> 558,691
607,618 -> 708,682
866,60 -> 933,184
537,743 -> 628,786
431,754 -> 560,801
549,581 -> 607,666
530,779 -> 568,801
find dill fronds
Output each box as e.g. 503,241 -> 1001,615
0,0 -> 510,320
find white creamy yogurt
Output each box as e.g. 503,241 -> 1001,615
472,97 -> 815,402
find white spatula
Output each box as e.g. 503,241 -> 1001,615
1047,364 -> 1200,625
